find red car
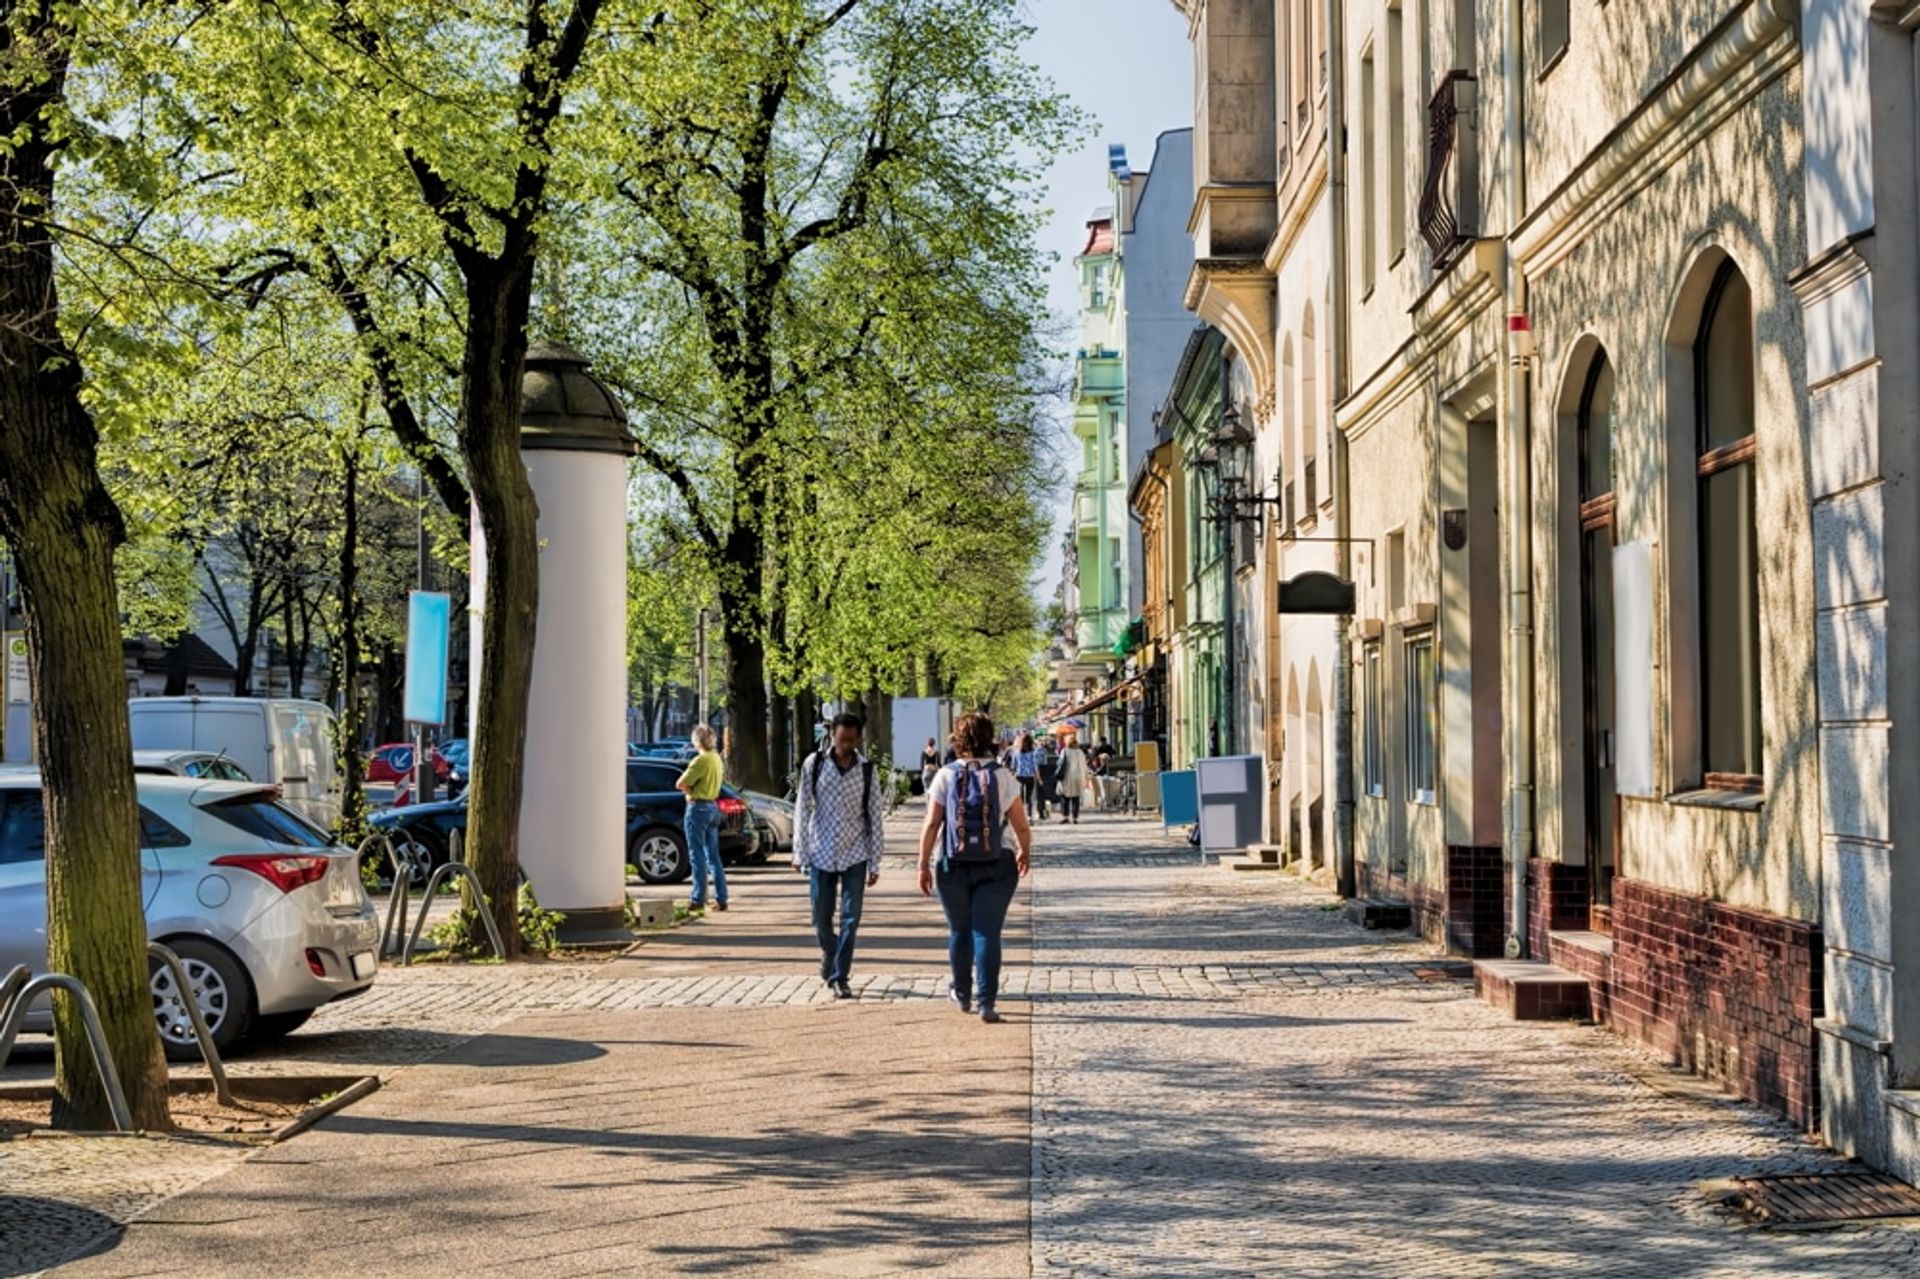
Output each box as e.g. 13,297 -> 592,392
366,743 -> 450,785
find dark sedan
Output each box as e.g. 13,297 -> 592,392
367,759 -> 755,886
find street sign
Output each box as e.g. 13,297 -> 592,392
1277,571 -> 1356,615
403,592 -> 451,726
4,633 -> 26,706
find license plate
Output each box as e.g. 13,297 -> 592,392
350,951 -> 377,980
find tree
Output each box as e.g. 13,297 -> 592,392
0,0 -> 171,1130
578,0 -> 1074,789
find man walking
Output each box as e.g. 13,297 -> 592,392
793,712 -> 886,998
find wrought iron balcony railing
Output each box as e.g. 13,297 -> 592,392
1418,71 -> 1479,268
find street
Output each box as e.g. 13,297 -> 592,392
5,808 -> 1916,1276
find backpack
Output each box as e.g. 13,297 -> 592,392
943,760 -> 1006,863
809,748 -> 875,833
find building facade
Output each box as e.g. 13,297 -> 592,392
1155,0 -> 1920,1176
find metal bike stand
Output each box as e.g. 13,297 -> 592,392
369,833 -> 431,960
146,942 -> 234,1108
402,861 -> 504,966
0,965 -> 134,1132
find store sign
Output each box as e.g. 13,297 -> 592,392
4,634 -> 26,706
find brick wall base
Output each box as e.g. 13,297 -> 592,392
1356,859 -> 1445,948
1519,861 -> 1824,1132
1445,846 -> 1504,957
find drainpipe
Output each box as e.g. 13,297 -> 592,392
1501,0 -> 1535,958
1327,0 -> 1356,899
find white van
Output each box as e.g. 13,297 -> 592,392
127,697 -> 341,829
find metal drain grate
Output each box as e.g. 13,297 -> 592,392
1731,1172 -> 1920,1225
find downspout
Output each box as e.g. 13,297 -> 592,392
1327,0 -> 1356,899
1501,0 -> 1535,957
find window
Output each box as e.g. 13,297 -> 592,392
1540,0 -> 1570,67
1695,262 -> 1761,786
1091,264 -> 1108,308
628,762 -> 681,793
1363,642 -> 1385,796
1404,632 -> 1437,804
139,807 -> 191,849
0,790 -> 45,865
1387,1 -> 1407,260
204,795 -> 333,848
1110,537 -> 1122,606
1360,46 -> 1377,292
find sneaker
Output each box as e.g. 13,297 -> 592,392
713,902 -> 729,912
980,1005 -> 1002,1024
820,959 -> 832,981
948,988 -> 972,1014
833,979 -> 854,999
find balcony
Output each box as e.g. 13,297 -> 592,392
1074,488 -> 1100,532
1418,71 -> 1479,269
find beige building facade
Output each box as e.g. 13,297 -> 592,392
1167,0 -> 1920,1174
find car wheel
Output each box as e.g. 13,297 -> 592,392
250,1008 -> 315,1041
630,828 -> 688,884
149,938 -> 252,1062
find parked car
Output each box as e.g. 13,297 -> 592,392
440,739 -> 470,793
132,749 -> 253,782
366,742 -> 450,786
128,697 -> 342,829
743,790 -> 795,857
0,773 -> 378,1058
368,757 -> 755,886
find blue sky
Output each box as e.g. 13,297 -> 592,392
1019,0 -> 1194,598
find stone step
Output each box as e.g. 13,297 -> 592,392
1245,844 -> 1285,865
1225,854 -> 1285,872
1887,1090 -> 1920,1188
1345,897 -> 1412,930
1474,958 -> 1593,1021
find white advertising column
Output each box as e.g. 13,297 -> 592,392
471,341 -> 636,942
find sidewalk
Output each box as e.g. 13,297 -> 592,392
8,809 -> 1920,1276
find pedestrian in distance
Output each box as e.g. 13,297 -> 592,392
1090,736 -> 1116,809
1036,735 -> 1059,820
793,712 -> 886,999
919,736 -> 941,797
918,712 -> 1033,1023
1010,731 -> 1040,812
674,725 -> 728,912
1056,735 -> 1089,825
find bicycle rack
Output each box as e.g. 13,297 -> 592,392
0,964 -> 134,1132
146,942 -> 234,1108
402,861 -> 504,966
369,832 -> 433,960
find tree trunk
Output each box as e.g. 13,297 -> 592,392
769,687 -> 791,784
0,16 -> 171,1122
720,618 -> 775,792
457,273 -> 539,958
336,447 -> 366,839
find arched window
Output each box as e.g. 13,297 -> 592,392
1694,261 -> 1761,785
1575,350 -> 1617,906
1280,334 -> 1296,524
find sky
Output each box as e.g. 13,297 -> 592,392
1018,0 -> 1194,601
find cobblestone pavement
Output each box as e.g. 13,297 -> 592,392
1027,818 -> 1920,1278
7,809 -> 1920,1276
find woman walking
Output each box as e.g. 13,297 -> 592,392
1055,735 -> 1089,825
919,737 -> 941,796
1010,731 -> 1040,811
918,712 -> 1032,1023
674,725 -> 728,911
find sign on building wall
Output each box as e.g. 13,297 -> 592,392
1614,543 -> 1656,797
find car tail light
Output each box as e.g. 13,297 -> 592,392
304,948 -> 326,977
717,796 -> 746,817
212,853 -> 330,894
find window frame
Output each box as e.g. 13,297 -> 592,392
1691,260 -> 1762,791
1362,641 -> 1385,797
1403,630 -> 1438,805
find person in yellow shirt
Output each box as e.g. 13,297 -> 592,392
675,725 -> 727,911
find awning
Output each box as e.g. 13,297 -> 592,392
1046,673 -> 1145,721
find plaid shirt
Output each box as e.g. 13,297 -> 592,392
792,749 -> 886,875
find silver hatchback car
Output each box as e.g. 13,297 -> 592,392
0,772 -> 379,1058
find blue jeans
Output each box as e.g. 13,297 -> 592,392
810,867 -> 869,982
934,855 -> 1020,1007
685,800 -> 726,906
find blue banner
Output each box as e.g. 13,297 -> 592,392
403,591 -> 451,726
1160,769 -> 1198,827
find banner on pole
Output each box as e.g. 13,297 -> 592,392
404,592 -> 451,726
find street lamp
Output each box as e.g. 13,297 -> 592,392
1205,399 -> 1254,757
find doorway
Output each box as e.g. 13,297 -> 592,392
1577,354 -> 1619,921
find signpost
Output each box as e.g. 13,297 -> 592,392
3,632 -> 28,764
404,591 -> 451,805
